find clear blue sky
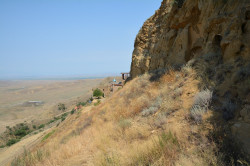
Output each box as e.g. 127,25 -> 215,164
0,0 -> 162,79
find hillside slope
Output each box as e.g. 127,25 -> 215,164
10,67 -> 249,165
131,0 -> 250,159
8,0 -> 250,165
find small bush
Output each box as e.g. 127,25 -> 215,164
142,106 -> 158,117
61,113 -> 68,118
193,89 -> 213,110
93,88 -> 103,98
190,105 -> 205,123
18,125 -> 29,131
61,113 -> 68,121
58,103 -> 66,111
0,145 -> 5,148
190,90 -> 212,123
14,129 -> 27,137
61,117 -> 66,121
71,109 -> 76,114
6,139 -> 19,146
32,125 -> 36,129
89,97 -> 93,101
141,97 -> 162,117
38,124 -> 45,129
48,119 -> 55,124
77,102 -> 86,107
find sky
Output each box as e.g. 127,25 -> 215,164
0,0 -> 162,79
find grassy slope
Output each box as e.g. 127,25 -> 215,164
10,66 -> 248,166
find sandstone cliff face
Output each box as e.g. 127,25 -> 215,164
131,0 -> 250,78
130,0 -> 250,157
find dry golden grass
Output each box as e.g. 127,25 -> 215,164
10,67 -> 224,166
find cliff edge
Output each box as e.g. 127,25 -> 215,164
131,0 -> 250,77
131,0 -> 250,157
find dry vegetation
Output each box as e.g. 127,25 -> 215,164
9,66 -> 249,166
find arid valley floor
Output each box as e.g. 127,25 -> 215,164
0,79 -> 104,134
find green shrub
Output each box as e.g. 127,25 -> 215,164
32,125 -> 36,129
71,109 -> 76,114
93,88 -> 103,98
61,117 -> 66,121
14,129 -> 27,137
76,102 -> 86,107
61,113 -> 68,118
6,139 -> 19,146
21,125 -> 29,131
48,120 -> 55,124
60,113 -> 68,122
58,103 -> 66,111
38,124 -> 45,129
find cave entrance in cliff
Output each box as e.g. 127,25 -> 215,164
177,0 -> 185,8
212,34 -> 223,54
212,35 -> 222,46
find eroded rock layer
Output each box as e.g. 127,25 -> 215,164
130,0 -> 250,157
131,0 -> 250,78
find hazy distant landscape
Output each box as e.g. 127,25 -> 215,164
1,0 -> 250,165
0,79 -> 103,134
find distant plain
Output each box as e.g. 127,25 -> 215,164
0,79 -> 103,134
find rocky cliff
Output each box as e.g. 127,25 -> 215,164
131,0 -> 250,157
131,0 -> 250,77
